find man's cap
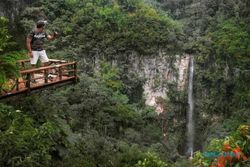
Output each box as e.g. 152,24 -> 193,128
36,20 -> 48,28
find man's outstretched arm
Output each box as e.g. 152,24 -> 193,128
47,32 -> 58,41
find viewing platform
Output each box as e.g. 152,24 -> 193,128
0,59 -> 77,99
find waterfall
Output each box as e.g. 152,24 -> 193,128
187,56 -> 194,158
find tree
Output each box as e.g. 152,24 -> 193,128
0,17 -> 21,88
135,152 -> 170,167
0,17 -> 10,52
0,103 -> 56,167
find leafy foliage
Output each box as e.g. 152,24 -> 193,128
192,17 -> 250,156
193,125 -> 250,167
209,19 -> 250,69
0,17 -> 10,52
0,17 -> 25,88
0,103 -> 56,167
135,152 -> 170,167
95,61 -> 124,91
20,0 -> 183,57
194,18 -> 250,114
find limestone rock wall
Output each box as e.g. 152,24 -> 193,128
111,51 -> 190,113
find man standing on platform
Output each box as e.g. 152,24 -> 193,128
26,20 -> 58,81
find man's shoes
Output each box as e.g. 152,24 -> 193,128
48,74 -> 54,81
31,79 -> 37,84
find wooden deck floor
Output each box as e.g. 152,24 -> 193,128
0,59 -> 77,99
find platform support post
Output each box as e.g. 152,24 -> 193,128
26,73 -> 31,93
73,63 -> 78,83
59,67 -> 62,80
44,69 -> 48,83
16,78 -> 19,91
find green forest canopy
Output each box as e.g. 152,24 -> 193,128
20,0 -> 183,57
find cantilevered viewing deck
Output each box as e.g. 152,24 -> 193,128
0,59 -> 77,99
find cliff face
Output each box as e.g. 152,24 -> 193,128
126,51 -> 190,157
94,51 -> 190,113
0,0 -> 39,48
93,51 -> 190,112
0,0 -> 24,23
129,52 -> 190,114
0,0 -> 34,27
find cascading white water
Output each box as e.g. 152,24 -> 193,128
187,56 -> 194,158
